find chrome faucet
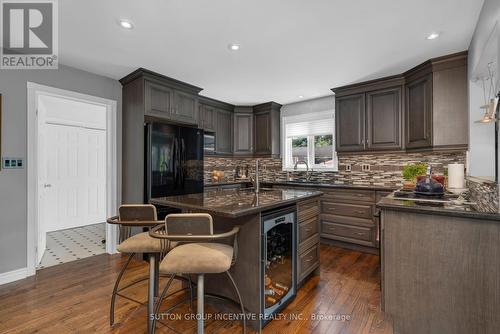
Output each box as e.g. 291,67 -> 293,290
294,160 -> 312,182
250,159 -> 260,193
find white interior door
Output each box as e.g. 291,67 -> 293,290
37,95 -> 107,264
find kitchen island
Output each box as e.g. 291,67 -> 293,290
151,187 -> 322,330
377,195 -> 500,334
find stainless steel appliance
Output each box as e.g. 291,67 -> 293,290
261,206 -> 297,324
203,132 -> 215,154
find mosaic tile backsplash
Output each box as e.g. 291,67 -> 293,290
204,151 -> 467,188
468,177 -> 499,213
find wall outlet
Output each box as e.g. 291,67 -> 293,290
345,164 -> 352,172
2,158 -> 24,169
361,164 -> 370,172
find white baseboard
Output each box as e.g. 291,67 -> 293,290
0,267 -> 28,285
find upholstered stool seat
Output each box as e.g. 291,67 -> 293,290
160,243 -> 233,274
150,213 -> 246,334
117,232 -> 173,254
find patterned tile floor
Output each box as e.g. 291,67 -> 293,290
39,223 -> 106,269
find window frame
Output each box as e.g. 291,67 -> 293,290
281,112 -> 338,172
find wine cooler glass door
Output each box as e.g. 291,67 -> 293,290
262,209 -> 296,316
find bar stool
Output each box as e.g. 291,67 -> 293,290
107,205 -> 192,332
149,213 -> 246,334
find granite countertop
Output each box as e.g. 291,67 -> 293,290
150,188 -> 322,218
203,180 -> 396,191
262,181 -> 397,191
377,194 -> 500,221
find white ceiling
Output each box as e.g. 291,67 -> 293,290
59,0 -> 484,105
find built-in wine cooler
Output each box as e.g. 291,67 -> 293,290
261,206 -> 297,323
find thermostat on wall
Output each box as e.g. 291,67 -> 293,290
2,158 -> 24,169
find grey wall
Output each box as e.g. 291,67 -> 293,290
0,65 -> 122,274
468,0 -> 500,180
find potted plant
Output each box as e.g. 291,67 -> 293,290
402,163 -> 427,190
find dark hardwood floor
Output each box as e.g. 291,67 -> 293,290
0,245 -> 393,333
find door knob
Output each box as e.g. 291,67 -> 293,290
43,184 -> 52,188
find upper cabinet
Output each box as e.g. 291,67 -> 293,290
233,107 -> 254,155
333,76 -> 404,153
121,68 -> 203,126
216,109 -> 233,155
253,102 -> 282,157
332,51 -> 467,153
335,94 -> 366,152
404,52 -> 468,151
367,86 -> 402,151
198,103 -> 216,132
405,74 -> 432,149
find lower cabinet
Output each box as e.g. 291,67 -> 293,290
297,198 -> 321,285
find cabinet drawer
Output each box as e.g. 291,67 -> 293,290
298,200 -> 320,222
322,201 -> 373,219
298,244 -> 320,281
299,217 -> 319,245
321,189 -> 375,203
322,221 -> 372,242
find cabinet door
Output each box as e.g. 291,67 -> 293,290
233,113 -> 253,154
254,111 -> 271,154
144,80 -> 173,118
366,87 -> 402,151
216,109 -> 233,155
199,104 -> 216,132
405,75 -> 432,149
173,90 -> 198,124
335,94 -> 365,152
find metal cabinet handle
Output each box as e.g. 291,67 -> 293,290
355,232 -> 365,236
305,256 -> 314,262
43,184 -> 52,188
304,227 -> 312,232
354,210 -> 365,214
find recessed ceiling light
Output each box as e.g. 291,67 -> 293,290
427,32 -> 439,40
228,43 -> 240,51
298,95 -> 304,98
119,19 -> 134,29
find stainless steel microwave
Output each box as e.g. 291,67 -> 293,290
204,133 -> 215,154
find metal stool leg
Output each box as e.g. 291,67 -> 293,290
148,254 -> 157,334
188,275 -> 194,312
151,273 -> 176,334
197,274 -> 205,334
226,271 -> 247,334
110,253 -> 135,326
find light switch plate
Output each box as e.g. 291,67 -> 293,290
361,164 -> 370,172
2,158 -> 24,169
345,164 -> 352,172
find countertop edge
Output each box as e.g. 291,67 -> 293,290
377,201 -> 500,222
151,191 -> 323,218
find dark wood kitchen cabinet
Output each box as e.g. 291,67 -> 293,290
173,90 -> 198,124
404,74 -> 432,149
144,80 -> 173,119
335,94 -> 366,152
233,107 -> 254,155
198,103 -> 216,132
333,76 -> 404,153
332,51 -> 468,153
215,109 -> 233,155
404,52 -> 468,151
366,87 -> 402,150
120,68 -> 203,203
253,102 -> 281,157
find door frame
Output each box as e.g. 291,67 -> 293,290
27,82 -> 119,276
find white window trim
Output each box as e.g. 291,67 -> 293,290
281,110 -> 338,172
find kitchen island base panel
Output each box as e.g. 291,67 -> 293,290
382,209 -> 500,334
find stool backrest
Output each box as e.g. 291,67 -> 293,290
165,213 -> 213,236
119,204 -> 157,222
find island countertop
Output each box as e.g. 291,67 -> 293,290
150,188 -> 323,218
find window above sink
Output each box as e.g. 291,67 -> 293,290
282,110 -> 338,171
